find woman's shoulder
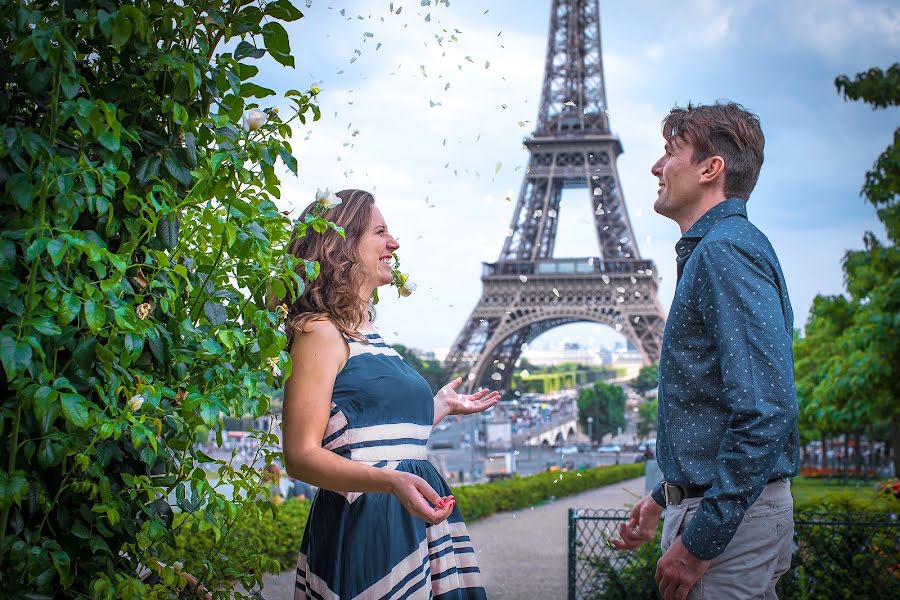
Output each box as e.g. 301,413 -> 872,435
291,317 -> 348,352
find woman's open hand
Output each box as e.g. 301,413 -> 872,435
389,471 -> 455,524
434,377 -> 501,424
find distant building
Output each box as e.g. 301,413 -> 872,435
611,342 -> 645,379
521,343 -> 607,367
411,347 -> 449,362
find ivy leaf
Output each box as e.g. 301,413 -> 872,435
204,301 -> 227,326
239,83 -> 276,98
57,293 -> 81,326
164,154 -> 192,187
0,334 -> 32,379
278,146 -> 298,175
60,393 -> 90,429
32,318 -> 62,336
265,0 -> 304,21
183,132 -> 198,167
84,300 -> 105,332
0,471 -> 29,510
135,155 -> 161,186
156,213 -> 181,250
234,40 -> 266,61
6,173 -> 34,211
33,386 -> 58,425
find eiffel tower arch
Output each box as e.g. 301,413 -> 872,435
444,0 -> 666,392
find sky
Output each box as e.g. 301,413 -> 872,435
247,0 -> 899,353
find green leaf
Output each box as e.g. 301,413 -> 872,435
0,239 -> 14,270
234,41 -> 266,61
210,151 -> 229,173
38,438 -> 62,468
98,129 -> 120,152
46,238 -> 66,265
33,386 -> 58,426
25,238 -> 48,263
278,146 -> 298,174
204,301 -> 227,326
156,213 -> 180,250
57,293 -> 81,326
265,0 -> 304,21
262,22 -> 290,55
32,318 -> 62,336
135,155 -> 161,186
111,12 -> 132,48
6,173 -> 34,211
239,83 -> 276,98
60,393 -> 90,429
84,300 -> 105,332
184,63 -> 201,94
0,334 -> 32,379
0,471 -> 29,510
184,132 -> 198,167
164,154 -> 192,186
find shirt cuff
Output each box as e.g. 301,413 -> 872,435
651,481 -> 666,508
680,506 -> 734,560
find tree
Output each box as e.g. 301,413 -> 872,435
0,2 -> 327,597
630,363 -> 659,397
577,381 -> 626,443
636,399 -> 658,442
794,63 -> 899,475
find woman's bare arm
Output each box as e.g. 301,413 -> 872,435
281,319 -> 455,523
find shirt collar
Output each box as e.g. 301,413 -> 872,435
681,197 -> 748,240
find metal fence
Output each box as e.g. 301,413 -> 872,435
568,508 -> 900,600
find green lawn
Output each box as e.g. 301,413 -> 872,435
790,475 -> 877,505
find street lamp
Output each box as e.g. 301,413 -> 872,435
587,416 -> 593,446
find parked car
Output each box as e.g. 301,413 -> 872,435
556,444 -> 579,455
637,439 -> 657,453
597,444 -> 622,453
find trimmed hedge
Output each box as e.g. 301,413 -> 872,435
453,463 -> 645,521
174,463 -> 644,571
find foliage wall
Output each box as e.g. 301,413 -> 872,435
0,1 -> 332,597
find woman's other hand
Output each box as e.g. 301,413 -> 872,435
389,471 -> 455,524
434,377 -> 501,424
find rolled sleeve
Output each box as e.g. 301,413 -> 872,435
680,241 -> 797,560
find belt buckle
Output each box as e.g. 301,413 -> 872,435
663,481 -> 684,506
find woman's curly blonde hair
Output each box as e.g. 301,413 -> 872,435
283,189 -> 377,349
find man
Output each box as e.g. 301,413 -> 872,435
612,102 -> 799,600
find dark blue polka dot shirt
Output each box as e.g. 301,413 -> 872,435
651,198 -> 800,560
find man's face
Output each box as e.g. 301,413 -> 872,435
650,135 -> 704,220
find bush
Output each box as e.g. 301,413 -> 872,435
174,464 -> 644,573
0,1 -> 327,597
582,484 -> 900,600
452,463 -> 643,522
175,497 -> 312,575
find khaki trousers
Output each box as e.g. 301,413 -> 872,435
660,479 -> 794,600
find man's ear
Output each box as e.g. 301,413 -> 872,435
699,155 -> 725,186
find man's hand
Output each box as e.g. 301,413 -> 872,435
655,536 -> 711,600
610,494 -> 663,550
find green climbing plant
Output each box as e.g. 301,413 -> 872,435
0,1 -> 332,597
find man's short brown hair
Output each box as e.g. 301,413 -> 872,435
662,101 -> 765,200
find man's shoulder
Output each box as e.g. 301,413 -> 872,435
702,215 -> 776,258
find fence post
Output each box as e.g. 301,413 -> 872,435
568,508 -> 576,600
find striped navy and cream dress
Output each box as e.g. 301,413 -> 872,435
295,332 -> 487,600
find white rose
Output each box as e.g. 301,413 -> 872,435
315,188 -> 342,209
127,394 -> 145,412
242,108 -> 268,132
399,278 -> 416,297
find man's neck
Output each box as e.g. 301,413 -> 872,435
676,193 -> 728,235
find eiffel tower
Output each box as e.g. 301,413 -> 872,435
443,0 -> 666,392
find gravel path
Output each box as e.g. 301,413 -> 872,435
256,476 -> 645,599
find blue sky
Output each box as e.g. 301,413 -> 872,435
249,0 -> 899,352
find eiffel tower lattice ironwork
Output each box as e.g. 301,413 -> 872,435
443,0 -> 666,392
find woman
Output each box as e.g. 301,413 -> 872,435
282,189 -> 499,600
